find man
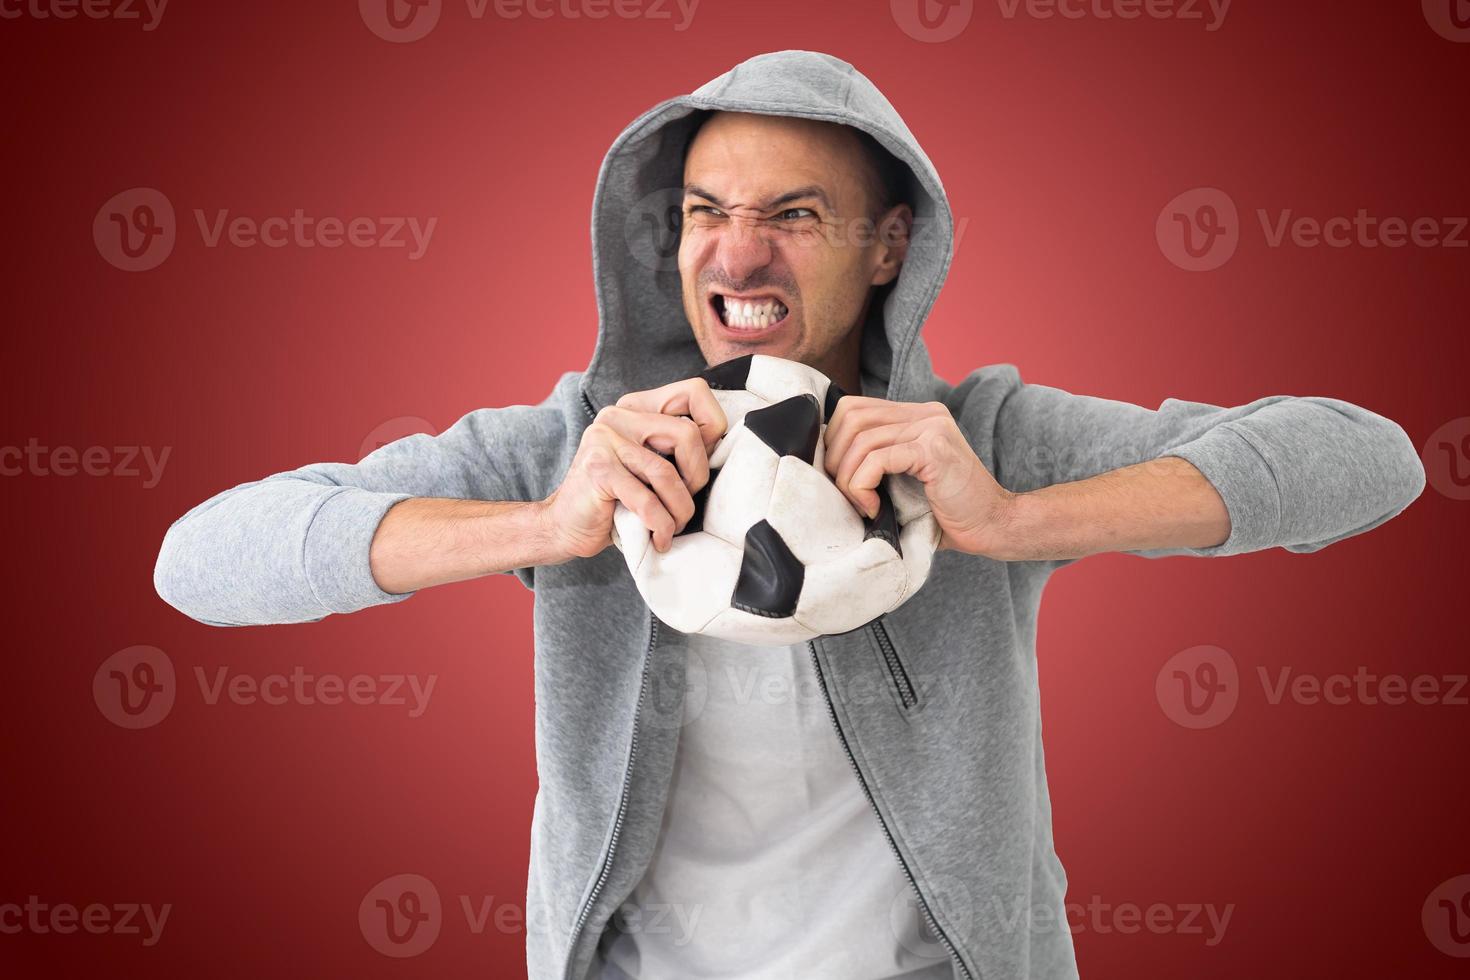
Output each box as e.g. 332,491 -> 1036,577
154,51 -> 1425,980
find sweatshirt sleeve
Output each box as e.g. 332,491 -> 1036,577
153,379 -> 574,627
985,367 -> 1425,560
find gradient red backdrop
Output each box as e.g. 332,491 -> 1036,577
3,0 -> 1467,977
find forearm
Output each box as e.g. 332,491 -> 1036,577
987,456 -> 1230,561
369,497 -> 565,594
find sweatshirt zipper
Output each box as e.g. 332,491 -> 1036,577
872,618 -> 918,710
808,639 -> 975,980
564,616 -> 659,980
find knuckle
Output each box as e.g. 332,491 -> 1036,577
584,448 -> 614,477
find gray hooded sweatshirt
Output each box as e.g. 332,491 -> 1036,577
154,51 -> 1427,980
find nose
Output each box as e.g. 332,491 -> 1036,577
712,214 -> 775,284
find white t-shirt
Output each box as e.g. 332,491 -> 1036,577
598,633 -> 955,980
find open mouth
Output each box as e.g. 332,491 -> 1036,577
711,293 -> 791,332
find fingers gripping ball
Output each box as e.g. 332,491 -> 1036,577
610,354 -> 940,646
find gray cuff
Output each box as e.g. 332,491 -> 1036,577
303,487 -> 416,614
1161,424 -> 1283,557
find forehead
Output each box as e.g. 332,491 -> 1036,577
682,112 -> 870,209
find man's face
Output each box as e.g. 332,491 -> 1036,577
679,112 -> 910,383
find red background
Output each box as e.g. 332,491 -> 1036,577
3,0 -> 1466,976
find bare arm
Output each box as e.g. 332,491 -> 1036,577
368,498 -> 562,595
981,456 -> 1230,561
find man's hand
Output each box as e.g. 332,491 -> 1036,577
540,378 -> 727,559
823,395 -> 1232,562
822,397 -> 1017,555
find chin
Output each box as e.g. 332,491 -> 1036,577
702,333 -> 803,368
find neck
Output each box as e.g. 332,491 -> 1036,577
812,332 -> 863,395
814,294 -> 875,394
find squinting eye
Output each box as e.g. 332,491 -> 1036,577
686,205 -> 725,218
776,208 -> 817,221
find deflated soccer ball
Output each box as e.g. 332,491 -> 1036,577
611,354 -> 940,646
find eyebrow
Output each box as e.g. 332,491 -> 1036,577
684,184 -> 834,213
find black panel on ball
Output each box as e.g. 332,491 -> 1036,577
822,380 -> 847,423
863,482 -> 902,557
743,393 -> 821,465
732,519 -> 805,618
674,468 -> 719,537
700,354 -> 754,391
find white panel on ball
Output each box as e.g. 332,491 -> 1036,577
702,606 -> 816,646
633,533 -> 743,635
764,455 -> 866,566
742,355 -> 834,408
794,537 -> 909,636
700,429 -> 781,547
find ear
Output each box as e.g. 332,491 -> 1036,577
869,203 -> 913,287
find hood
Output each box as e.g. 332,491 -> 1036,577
581,49 -> 955,412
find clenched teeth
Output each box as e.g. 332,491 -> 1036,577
718,295 -> 789,330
